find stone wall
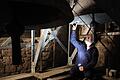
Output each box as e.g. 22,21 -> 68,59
0,46 -> 31,77
95,34 -> 120,70
0,26 -> 120,77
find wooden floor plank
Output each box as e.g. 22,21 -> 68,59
34,65 -> 72,79
0,65 -> 73,80
47,74 -> 70,80
0,73 -> 33,80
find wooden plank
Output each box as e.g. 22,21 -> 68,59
0,73 -> 33,80
102,75 -> 120,80
1,37 -> 11,47
33,65 -> 72,79
0,66 -> 73,80
71,48 -> 77,61
47,74 -> 70,80
100,32 -> 120,36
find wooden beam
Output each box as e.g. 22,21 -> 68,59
100,32 -> 120,36
0,73 -> 33,80
34,29 -> 49,70
0,65 -> 73,80
70,48 -> 77,61
47,74 -> 70,80
31,30 -> 35,73
33,65 -> 72,79
1,37 -> 11,47
51,31 -> 68,54
68,24 -> 71,65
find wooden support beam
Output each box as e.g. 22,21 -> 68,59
34,29 -> 49,71
31,30 -> 35,73
1,37 -> 11,47
34,26 -> 68,71
100,32 -> 120,36
70,48 -> 77,62
51,30 -> 68,54
68,24 -> 71,65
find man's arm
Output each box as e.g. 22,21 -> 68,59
70,30 -> 80,48
70,25 -> 83,48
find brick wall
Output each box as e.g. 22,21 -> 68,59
0,47 -> 31,77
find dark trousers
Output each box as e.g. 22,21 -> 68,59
70,65 -> 97,80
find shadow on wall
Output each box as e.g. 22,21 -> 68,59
105,35 -> 120,70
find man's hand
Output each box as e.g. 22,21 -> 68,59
79,66 -> 84,71
72,24 -> 77,30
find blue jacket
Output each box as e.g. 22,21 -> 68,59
71,31 -> 98,69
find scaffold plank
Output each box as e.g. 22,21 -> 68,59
0,73 -> 32,80
0,65 -> 73,80
34,65 -> 72,79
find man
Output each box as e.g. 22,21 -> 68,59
70,24 -> 99,80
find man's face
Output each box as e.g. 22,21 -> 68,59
85,34 -> 94,46
86,34 -> 93,42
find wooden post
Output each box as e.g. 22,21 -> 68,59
31,30 -> 35,73
68,24 -> 72,65
52,38 -> 55,67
